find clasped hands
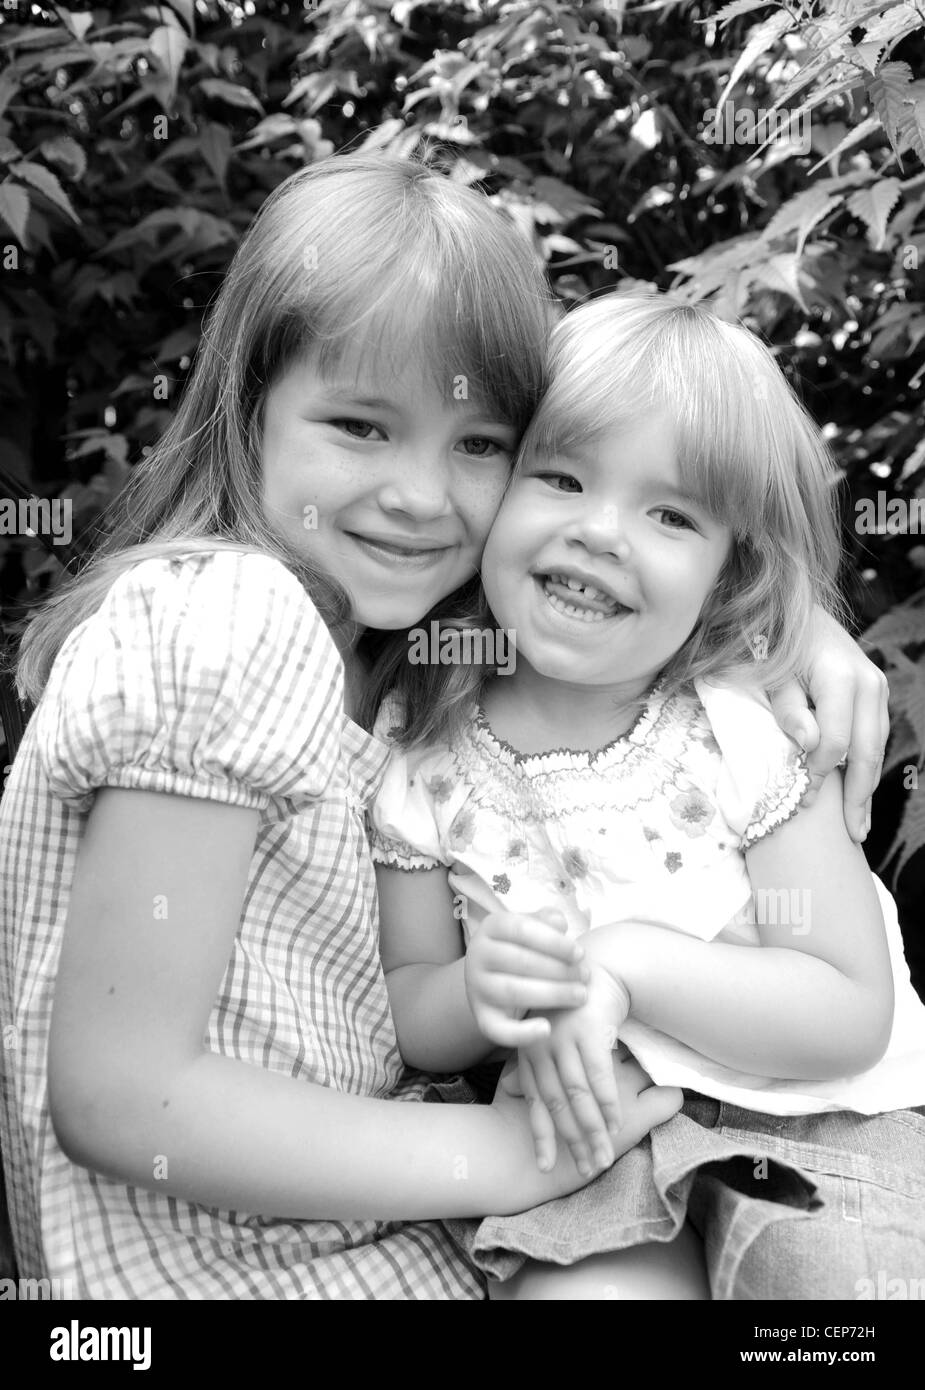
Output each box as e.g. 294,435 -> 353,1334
465,908 -> 633,1179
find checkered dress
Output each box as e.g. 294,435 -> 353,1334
0,549 -> 484,1299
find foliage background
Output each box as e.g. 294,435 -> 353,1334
0,0 -> 923,982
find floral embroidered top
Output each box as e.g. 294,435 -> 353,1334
369,678 -> 925,1117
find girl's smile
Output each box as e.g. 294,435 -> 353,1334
537,569 -> 634,623
481,411 -> 732,701
261,350 -> 517,631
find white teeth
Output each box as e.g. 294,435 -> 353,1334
553,573 -> 610,603
546,590 -> 607,623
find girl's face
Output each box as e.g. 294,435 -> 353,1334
481,411 -> 733,692
261,350 -> 516,630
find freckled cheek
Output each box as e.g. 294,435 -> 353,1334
456,473 -> 512,542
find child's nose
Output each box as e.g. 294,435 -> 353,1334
378,457 -> 452,520
569,502 -> 631,561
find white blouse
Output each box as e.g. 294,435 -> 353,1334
369,678 -> 925,1117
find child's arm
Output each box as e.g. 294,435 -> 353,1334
583,768 -> 894,1079
376,863 -> 588,1071
768,605 -> 889,842
514,767 -> 894,1173
47,787 -> 665,1221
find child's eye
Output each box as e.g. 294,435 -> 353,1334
654,506 -> 695,530
458,436 -> 508,458
332,419 -> 384,440
542,473 -> 582,493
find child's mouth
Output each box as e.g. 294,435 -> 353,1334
539,574 -> 631,623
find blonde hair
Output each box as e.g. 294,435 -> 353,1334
386,290 -> 848,745
17,153 -> 552,702
523,292 -> 847,696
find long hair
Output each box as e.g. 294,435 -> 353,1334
17,152 -> 553,703
384,290 -> 848,746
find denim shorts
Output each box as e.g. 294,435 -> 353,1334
429,1080 -> 925,1300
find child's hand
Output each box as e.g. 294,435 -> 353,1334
510,963 -> 631,1177
491,1047 -> 682,1209
464,908 -> 590,1049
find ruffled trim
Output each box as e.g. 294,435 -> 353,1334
741,754 -> 812,848
447,681 -> 715,825
472,676 -> 669,770
369,830 -> 443,872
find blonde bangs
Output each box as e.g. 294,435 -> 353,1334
516,291 -> 846,695
526,297 -> 796,540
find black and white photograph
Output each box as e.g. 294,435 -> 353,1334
0,0 -> 923,1341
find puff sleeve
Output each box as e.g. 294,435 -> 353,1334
34,549 -> 344,817
366,697 -> 453,871
694,678 -> 811,849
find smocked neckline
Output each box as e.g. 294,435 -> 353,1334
472,676 -> 669,770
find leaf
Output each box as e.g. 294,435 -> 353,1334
670,234 -> 761,280
619,36 -> 651,63
102,207 -> 197,255
900,435 -> 925,483
39,135 -> 87,182
715,10 -> 795,109
0,182 -> 29,245
898,99 -> 925,165
199,79 -> 265,114
198,122 -> 232,189
357,120 -> 408,152
880,708 -> 918,778
235,114 -> 298,151
148,24 -> 188,109
164,0 -> 196,32
761,185 -> 847,256
846,178 -> 902,249
70,265 -> 138,310
868,60 -> 913,153
770,0 -> 910,110
282,72 -> 337,113
10,161 -> 80,224
749,252 -> 808,311
707,0 -> 774,23
154,325 -> 200,362
863,594 -> 925,659
870,304 -> 925,358
54,6 -> 94,42
112,372 -> 155,397
0,72 -> 18,123
808,115 -> 880,176
764,70 -> 860,150
532,177 -> 600,224
862,2 -> 922,48
881,763 -> 925,880
855,37 -> 888,73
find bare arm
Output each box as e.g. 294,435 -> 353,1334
582,771 -> 894,1079
48,789 -> 599,1221
377,863 -> 589,1070
376,863 -> 488,1071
